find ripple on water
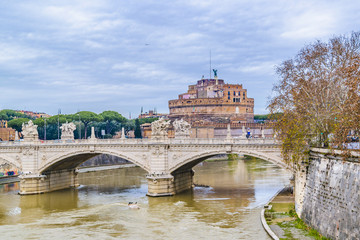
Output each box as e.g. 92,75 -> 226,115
7,207 -> 21,216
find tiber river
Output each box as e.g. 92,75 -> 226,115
0,156 -> 291,240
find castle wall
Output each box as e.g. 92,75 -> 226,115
168,78 -> 254,124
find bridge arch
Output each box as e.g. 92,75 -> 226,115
39,149 -> 149,174
169,149 -> 290,174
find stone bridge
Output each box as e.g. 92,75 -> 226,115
0,120 -> 289,196
0,136 -> 288,196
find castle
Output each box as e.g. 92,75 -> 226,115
168,73 -> 254,124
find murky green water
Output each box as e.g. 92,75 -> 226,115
0,157 -> 291,239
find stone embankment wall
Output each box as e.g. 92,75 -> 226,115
296,148 -> 360,239
80,154 -> 129,167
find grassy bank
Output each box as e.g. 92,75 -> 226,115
265,188 -> 330,240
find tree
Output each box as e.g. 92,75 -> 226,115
75,111 -> 103,139
134,119 -> 142,138
0,109 -> 32,121
268,32 -> 360,164
138,117 -> 158,125
0,112 -> 8,120
7,118 -> 30,132
99,111 -> 126,135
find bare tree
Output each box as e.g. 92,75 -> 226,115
268,32 -> 360,163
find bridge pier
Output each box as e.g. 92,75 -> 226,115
146,169 -> 194,197
19,169 -> 79,195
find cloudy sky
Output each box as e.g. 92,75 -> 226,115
1,0 -> 359,117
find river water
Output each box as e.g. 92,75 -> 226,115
0,157 -> 291,239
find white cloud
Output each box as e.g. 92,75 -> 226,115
236,61 -> 278,75
280,5 -> 337,40
0,42 -> 48,63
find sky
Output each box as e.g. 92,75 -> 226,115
1,0 -> 359,117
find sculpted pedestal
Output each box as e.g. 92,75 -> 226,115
151,118 -> 170,140
173,119 -> 191,139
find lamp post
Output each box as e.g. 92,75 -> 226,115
57,109 -> 61,140
78,113 -> 81,139
44,118 -> 47,141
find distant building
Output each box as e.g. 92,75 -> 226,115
0,120 -> 16,141
168,75 -> 254,124
141,123 -> 152,138
165,74 -> 273,139
0,120 -> 7,128
139,109 -> 167,119
16,110 -> 51,119
0,128 -> 16,141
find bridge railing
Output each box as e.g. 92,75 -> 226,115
0,137 -> 278,146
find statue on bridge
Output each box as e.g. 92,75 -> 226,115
173,119 -> 191,138
151,118 -> 170,139
60,121 -> 76,140
22,120 -> 38,141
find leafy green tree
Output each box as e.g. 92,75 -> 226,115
0,112 -> 8,120
138,117 -> 158,125
134,119 -> 142,138
32,114 -> 74,140
123,120 -> 135,135
99,111 -> 126,135
0,109 -> 32,120
33,118 -> 45,127
75,111 -> 103,139
7,118 -> 30,132
254,114 -> 269,120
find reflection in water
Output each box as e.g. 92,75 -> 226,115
0,157 -> 290,239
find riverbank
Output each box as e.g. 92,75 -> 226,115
0,164 -> 138,185
77,163 -> 137,173
262,187 -> 329,240
0,175 -> 19,185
